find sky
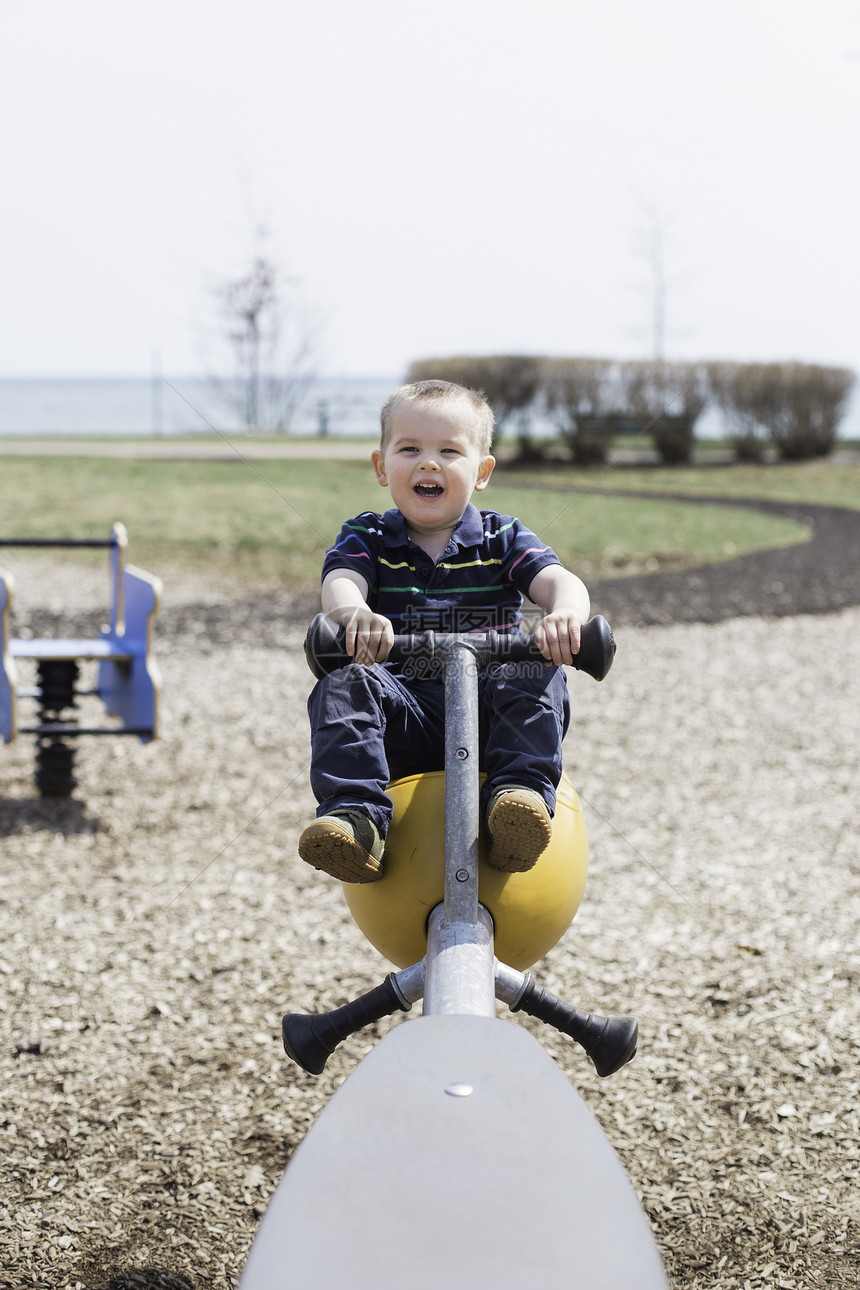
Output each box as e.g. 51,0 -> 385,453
1,0 -> 859,381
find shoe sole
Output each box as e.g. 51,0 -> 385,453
487,796 -> 552,872
298,819 -> 383,884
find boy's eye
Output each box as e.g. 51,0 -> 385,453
394,443 -> 462,455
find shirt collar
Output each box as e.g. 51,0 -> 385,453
382,503 -> 484,550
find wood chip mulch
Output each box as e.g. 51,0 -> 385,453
1,502 -> 858,1289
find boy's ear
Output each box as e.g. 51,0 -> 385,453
371,449 -> 388,487
473,455 -> 496,492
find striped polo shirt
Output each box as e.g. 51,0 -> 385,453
321,503 -> 561,636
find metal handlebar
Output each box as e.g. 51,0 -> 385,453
304,613 -> 616,682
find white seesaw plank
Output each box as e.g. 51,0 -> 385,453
240,1014 -> 668,1290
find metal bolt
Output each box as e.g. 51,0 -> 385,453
455,869 -> 469,883
456,747 -> 469,760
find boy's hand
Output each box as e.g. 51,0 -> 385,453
526,567 -> 590,666
338,606 -> 395,665
533,610 -> 584,667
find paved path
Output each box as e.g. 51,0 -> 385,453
586,494 -> 860,624
0,436 -> 377,460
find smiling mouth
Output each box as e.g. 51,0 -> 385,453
414,483 -> 444,497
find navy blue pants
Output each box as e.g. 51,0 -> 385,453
307,662 -> 570,836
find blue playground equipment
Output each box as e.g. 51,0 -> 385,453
239,615 -> 669,1289
0,523 -> 161,797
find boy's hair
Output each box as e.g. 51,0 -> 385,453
380,380 -> 495,456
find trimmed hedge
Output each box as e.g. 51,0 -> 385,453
407,355 -> 541,454
707,361 -> 855,461
406,356 -> 856,463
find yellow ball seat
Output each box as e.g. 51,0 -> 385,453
343,771 -> 588,972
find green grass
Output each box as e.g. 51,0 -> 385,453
537,457 -> 860,510
483,472 -> 806,580
1,449 -> 850,592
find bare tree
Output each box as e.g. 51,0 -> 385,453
212,229 -> 318,432
628,201 -> 692,361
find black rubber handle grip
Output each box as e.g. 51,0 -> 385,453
304,614 -> 616,683
282,975 -> 411,1075
512,976 -> 638,1078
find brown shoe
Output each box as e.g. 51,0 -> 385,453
298,810 -> 384,883
486,786 -> 552,872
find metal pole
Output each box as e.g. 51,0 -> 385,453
443,641 -> 479,925
423,642 -> 495,1017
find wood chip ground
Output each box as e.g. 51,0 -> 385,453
1,557 -> 858,1288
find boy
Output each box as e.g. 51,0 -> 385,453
299,379 -> 590,883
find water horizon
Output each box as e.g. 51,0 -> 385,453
0,374 -> 402,439
1,372 -> 857,443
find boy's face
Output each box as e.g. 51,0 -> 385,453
371,403 -> 495,539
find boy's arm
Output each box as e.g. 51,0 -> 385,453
321,570 -> 395,664
526,565 -> 591,666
